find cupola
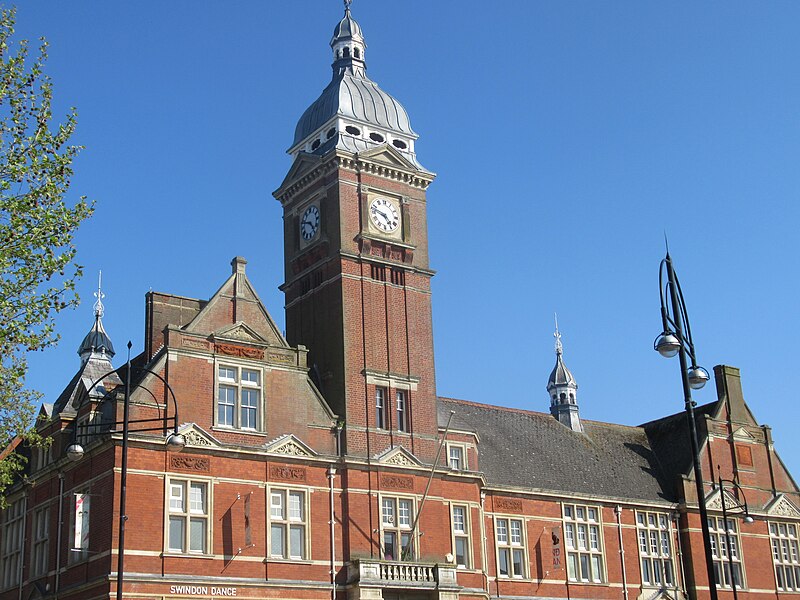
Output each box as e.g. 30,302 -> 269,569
77,272 -> 115,365
547,318 -> 582,432
289,1 -> 427,171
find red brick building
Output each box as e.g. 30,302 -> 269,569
2,6 -> 799,600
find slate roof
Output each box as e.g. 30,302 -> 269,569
438,397 -> 676,503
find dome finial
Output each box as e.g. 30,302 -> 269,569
93,270 -> 105,320
554,312 -> 563,355
344,0 -> 352,11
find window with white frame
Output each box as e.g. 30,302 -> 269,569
30,506 -> 50,578
708,516 -> 744,589
269,488 -> 308,560
452,504 -> 471,568
495,517 -> 526,578
217,364 -> 262,430
396,389 -> 407,432
0,498 -> 24,588
70,491 -> 90,563
636,511 -> 675,587
381,496 -> 415,560
770,522 -> 800,591
448,444 -> 466,470
167,479 -> 209,554
564,503 -> 605,583
375,387 -> 387,429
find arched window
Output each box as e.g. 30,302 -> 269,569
343,47 -> 350,58
560,392 -> 567,404
354,47 -> 361,59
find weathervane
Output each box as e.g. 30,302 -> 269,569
93,271 -> 105,319
344,0 -> 352,10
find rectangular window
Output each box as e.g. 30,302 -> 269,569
0,499 -> 24,588
167,479 -> 209,554
496,517 -> 526,578
269,489 -> 307,560
381,496 -> 415,561
448,444 -> 465,470
216,365 -> 262,430
564,503 -> 604,583
452,505 -> 471,568
70,492 -> 90,563
375,387 -> 386,429
708,516 -> 744,589
770,522 -> 800,591
396,390 -> 407,432
30,506 -> 50,578
636,511 -> 675,587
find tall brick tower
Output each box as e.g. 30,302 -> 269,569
273,5 -> 438,460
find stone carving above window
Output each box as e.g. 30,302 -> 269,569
375,445 -> 423,468
766,494 -> 800,518
178,423 -> 220,448
263,434 -> 317,457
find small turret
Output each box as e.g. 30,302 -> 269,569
77,272 -> 115,365
547,316 -> 582,432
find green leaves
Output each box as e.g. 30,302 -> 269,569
0,7 -> 93,501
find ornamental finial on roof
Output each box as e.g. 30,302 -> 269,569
554,313 -> 563,355
344,0 -> 352,11
93,271 -> 105,320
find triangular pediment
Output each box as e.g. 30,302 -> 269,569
177,423 -> 221,448
705,487 -> 744,512
766,494 -> 800,518
275,152 -> 324,194
375,445 -> 423,467
263,434 -> 317,458
214,322 -> 268,344
732,427 -> 756,441
358,145 -> 419,172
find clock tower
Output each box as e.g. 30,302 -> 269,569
273,5 -> 439,460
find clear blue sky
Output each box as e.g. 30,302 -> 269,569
16,2 -> 800,478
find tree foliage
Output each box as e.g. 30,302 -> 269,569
0,7 -> 93,498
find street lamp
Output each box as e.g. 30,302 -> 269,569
65,341 -> 184,600
717,467 -> 755,600
655,252 -> 719,600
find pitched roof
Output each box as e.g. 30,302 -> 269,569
438,397 -> 675,503
640,400 -> 718,482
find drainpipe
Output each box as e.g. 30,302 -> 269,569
17,495 -> 28,600
615,506 -> 629,600
480,491 -> 489,597
55,473 -> 65,598
673,511 -> 688,598
328,467 -> 337,600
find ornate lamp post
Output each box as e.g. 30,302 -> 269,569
655,252 -> 717,600
65,342 -> 185,600
717,467 -> 755,600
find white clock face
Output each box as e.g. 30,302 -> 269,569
369,197 -> 400,233
299,205 -> 320,241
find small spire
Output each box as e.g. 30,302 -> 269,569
344,0 -> 352,10
554,313 -> 563,355
93,271 -> 105,319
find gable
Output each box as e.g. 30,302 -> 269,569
274,153 -> 324,198
705,488 -> 744,512
183,260 -> 286,347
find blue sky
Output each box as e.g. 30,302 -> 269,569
15,2 -> 800,478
